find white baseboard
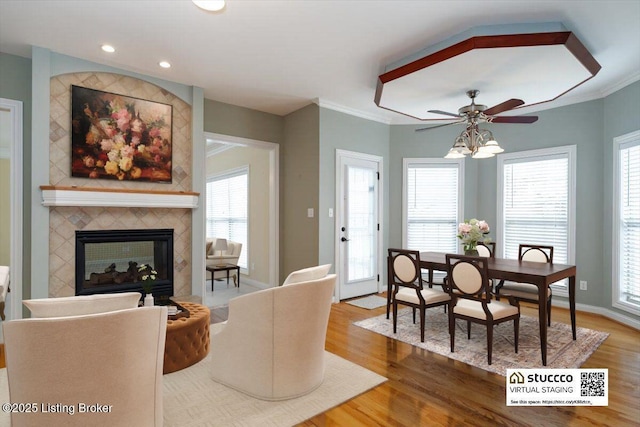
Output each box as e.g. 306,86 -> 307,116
552,300 -> 640,330
239,276 -> 271,290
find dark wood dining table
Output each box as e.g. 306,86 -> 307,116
416,252 -> 577,366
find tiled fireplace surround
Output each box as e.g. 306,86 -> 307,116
46,72 -> 194,298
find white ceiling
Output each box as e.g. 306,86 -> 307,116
0,0 -> 638,124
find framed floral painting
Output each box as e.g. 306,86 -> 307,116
71,85 -> 173,182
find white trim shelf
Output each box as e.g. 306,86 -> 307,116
40,185 -> 199,209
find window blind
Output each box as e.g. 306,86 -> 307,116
501,152 -> 574,291
405,162 -> 461,254
206,168 -> 248,269
617,141 -> 640,309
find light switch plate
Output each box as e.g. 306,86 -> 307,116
307,208 -> 314,218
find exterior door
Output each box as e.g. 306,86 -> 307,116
337,150 -> 381,300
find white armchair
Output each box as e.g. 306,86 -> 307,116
210,270 -> 336,400
2,306 -> 167,426
206,238 -> 243,285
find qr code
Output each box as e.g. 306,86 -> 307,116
581,371 -> 605,396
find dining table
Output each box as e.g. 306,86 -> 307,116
414,252 -> 577,366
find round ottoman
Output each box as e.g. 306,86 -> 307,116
164,302 -> 210,374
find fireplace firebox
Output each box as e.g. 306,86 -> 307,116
75,229 -> 173,299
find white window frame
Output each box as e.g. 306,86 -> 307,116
496,145 -> 576,296
612,130 -> 640,315
402,158 -> 465,251
206,165 -> 249,271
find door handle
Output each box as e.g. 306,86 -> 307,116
341,237 -> 350,242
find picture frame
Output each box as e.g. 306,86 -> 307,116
71,85 -> 173,182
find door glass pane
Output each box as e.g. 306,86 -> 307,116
347,165 -> 376,282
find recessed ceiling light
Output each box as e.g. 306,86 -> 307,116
101,44 -> 115,53
159,61 -> 171,69
192,0 -> 226,12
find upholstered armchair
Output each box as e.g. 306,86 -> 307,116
206,238 -> 243,285
210,270 -> 336,400
2,305 -> 167,426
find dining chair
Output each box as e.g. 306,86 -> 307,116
388,248 -> 450,342
445,254 -> 520,365
495,244 -> 554,326
476,241 -> 496,258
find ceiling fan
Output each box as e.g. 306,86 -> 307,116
415,89 -> 538,133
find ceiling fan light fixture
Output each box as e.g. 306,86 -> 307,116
472,146 -> 495,159
445,149 -> 465,159
483,138 -> 504,154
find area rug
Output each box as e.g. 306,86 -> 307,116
346,294 -> 388,309
0,349 -> 386,427
354,307 -> 609,377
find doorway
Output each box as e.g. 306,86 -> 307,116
0,98 -> 23,321
336,149 -> 382,300
203,132 -> 279,307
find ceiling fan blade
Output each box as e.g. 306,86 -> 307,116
490,115 -> 539,124
428,109 -> 461,118
415,120 -> 464,132
484,98 -> 524,116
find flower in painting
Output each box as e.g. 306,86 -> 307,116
82,155 -> 95,168
104,160 -> 119,175
100,138 -> 114,152
119,156 -> 133,172
130,166 -> 142,179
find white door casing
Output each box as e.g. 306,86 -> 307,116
335,149 -> 383,300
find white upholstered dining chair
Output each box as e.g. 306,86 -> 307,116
495,244 -> 554,326
446,254 -> 520,365
388,248 -> 450,343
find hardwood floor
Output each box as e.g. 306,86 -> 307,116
213,300 -> 640,426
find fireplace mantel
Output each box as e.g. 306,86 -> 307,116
40,185 -> 199,209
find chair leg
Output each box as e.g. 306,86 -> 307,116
420,308 -> 426,342
412,307 -> 416,324
514,317 -> 520,354
487,323 -> 493,365
393,302 -> 398,334
467,320 -> 471,339
449,312 -> 456,352
547,297 -> 552,326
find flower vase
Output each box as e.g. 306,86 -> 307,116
464,243 -> 479,256
144,293 -> 154,307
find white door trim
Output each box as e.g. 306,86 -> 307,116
204,132 -> 279,289
0,98 -> 23,319
334,149 -> 383,301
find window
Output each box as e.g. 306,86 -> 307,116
206,167 -> 248,269
403,158 -> 464,253
613,131 -> 640,314
497,146 -> 576,294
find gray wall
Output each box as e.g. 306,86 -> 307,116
203,99 -> 284,144
0,52 -> 32,309
280,104 -> 320,281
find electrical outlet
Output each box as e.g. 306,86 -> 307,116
580,280 -> 587,291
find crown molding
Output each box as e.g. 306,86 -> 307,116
314,98 -> 392,124
601,71 -> 640,97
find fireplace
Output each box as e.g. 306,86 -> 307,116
75,229 -> 174,300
